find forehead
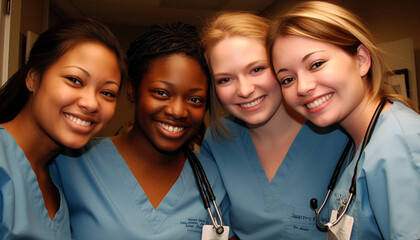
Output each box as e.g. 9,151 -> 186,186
209,36 -> 267,69
141,53 -> 208,89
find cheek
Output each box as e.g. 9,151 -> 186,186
215,86 -> 233,105
189,108 -> 206,134
281,87 -> 297,105
191,107 -> 206,123
100,101 -> 117,122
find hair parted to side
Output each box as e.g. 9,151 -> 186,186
126,22 -> 210,103
0,17 -> 126,124
200,11 -> 271,138
267,1 -> 415,110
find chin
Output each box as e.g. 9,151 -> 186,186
60,137 -> 91,149
308,117 -> 336,128
155,142 -> 185,155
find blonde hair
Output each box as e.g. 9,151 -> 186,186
267,1 -> 415,110
201,12 -> 270,137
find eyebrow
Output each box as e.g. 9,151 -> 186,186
65,65 -> 120,87
213,59 -> 266,76
64,66 -> 90,77
151,80 -> 205,93
276,50 -> 325,76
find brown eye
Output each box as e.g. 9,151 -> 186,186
153,90 -> 168,97
311,61 -> 325,70
101,91 -> 116,98
281,77 -> 295,85
217,78 -> 231,84
66,76 -> 82,86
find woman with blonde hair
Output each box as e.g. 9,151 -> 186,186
269,1 -> 420,239
200,11 -> 348,239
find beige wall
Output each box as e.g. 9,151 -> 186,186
21,0 -> 47,36
264,0 -> 420,107
97,24 -> 149,137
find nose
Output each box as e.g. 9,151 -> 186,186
78,90 -> 99,113
165,97 -> 188,119
236,76 -> 255,98
296,74 -> 316,96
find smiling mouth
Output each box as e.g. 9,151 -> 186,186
306,93 -> 332,109
240,96 -> 264,108
157,121 -> 184,133
65,113 -> 92,127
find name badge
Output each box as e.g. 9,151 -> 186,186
327,210 -> 354,240
201,225 -> 230,240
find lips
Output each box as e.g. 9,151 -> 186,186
64,113 -> 92,127
306,93 -> 332,109
240,96 -> 264,108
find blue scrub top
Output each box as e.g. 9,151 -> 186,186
0,126 -> 71,239
201,118 -> 349,239
329,101 -> 420,239
55,137 -> 230,240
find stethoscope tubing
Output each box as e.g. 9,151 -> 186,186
183,146 -> 224,234
311,98 -> 388,231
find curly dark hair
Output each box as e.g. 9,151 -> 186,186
125,22 -> 211,104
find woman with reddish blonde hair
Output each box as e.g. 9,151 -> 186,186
269,1 -> 420,239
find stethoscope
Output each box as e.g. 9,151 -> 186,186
183,146 -> 225,234
310,97 -> 388,231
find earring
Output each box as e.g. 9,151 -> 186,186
30,85 -> 33,88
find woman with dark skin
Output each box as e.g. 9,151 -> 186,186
56,22 -> 230,239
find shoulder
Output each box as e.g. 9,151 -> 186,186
376,101 -> 420,140
364,101 -> 420,167
195,152 -> 219,175
203,116 -> 246,144
194,152 -> 223,185
55,137 -> 115,169
58,137 -> 112,159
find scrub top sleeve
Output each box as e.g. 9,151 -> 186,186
368,145 -> 420,239
365,106 -> 420,239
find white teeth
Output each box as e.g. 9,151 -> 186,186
65,114 -> 92,127
306,93 -> 332,109
241,96 -> 264,108
157,121 -> 184,133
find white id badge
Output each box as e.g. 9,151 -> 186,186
201,225 -> 230,240
326,210 -> 354,240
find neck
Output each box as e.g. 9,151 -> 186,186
341,97 -> 389,150
2,109 -> 61,175
112,126 -> 185,167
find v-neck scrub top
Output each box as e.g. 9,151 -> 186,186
201,118 -> 349,240
0,126 -> 71,239
328,101 -> 420,239
55,137 -> 229,240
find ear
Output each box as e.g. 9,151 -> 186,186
127,81 -> 136,102
25,68 -> 39,93
357,44 -> 371,78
